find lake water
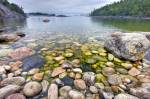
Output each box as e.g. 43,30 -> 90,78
1,16 -> 150,45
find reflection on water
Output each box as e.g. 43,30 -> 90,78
91,17 -> 150,32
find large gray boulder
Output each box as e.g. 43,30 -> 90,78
105,33 -> 150,61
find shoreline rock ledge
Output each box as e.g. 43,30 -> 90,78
104,32 -> 150,61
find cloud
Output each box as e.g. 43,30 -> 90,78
8,0 -> 120,14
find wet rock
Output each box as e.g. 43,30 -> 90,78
5,93 -> 26,99
23,81 -> 42,97
60,76 -> 74,86
22,54 -> 45,71
41,80 -> 49,93
0,49 -> 13,57
9,61 -> 23,71
128,67 -> 141,76
0,77 -> 25,86
83,72 -> 95,86
108,74 -> 122,85
28,68 -> 40,75
0,85 -> 20,99
32,72 -> 44,81
102,67 -> 115,76
8,47 -> 33,60
48,84 -> 58,99
0,66 -> 6,74
69,90 -> 85,99
105,33 -> 150,61
89,86 -> 98,94
114,93 -> 139,99
74,79 -> 86,90
81,64 -> 93,72
61,61 -> 72,69
0,33 -> 21,43
59,86 -> 72,97
51,67 -> 65,77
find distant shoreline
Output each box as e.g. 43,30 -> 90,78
90,16 -> 150,20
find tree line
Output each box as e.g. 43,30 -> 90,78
91,0 -> 150,17
0,0 -> 25,16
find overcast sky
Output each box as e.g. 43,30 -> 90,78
8,0 -> 120,14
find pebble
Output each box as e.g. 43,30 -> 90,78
74,79 -> 86,90
59,86 -> 72,97
128,67 -> 141,76
68,72 -> 75,78
75,73 -> 82,79
121,63 -> 133,69
32,72 -> 44,81
28,68 -> 40,75
114,93 -> 139,99
60,76 -> 74,86
23,81 -> 42,97
68,90 -> 85,99
5,93 -> 26,99
1,77 -> 25,86
83,72 -> 95,86
9,61 -> 23,71
51,67 -> 65,77
41,80 -> 49,92
102,67 -> 115,76
0,66 -> 6,74
89,86 -> 98,94
3,65 -> 11,71
54,56 -> 64,61
48,84 -> 58,99
61,61 -> 72,69
7,73 -> 14,78
72,68 -> 82,73
105,62 -> 114,67
108,74 -> 122,85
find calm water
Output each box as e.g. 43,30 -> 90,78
1,16 -> 150,40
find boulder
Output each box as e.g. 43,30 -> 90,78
105,33 -> 150,61
0,85 -> 20,99
22,54 -> 45,71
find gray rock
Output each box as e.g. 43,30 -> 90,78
0,77 -> 25,86
59,86 -> 72,97
68,90 -> 85,99
0,85 -> 20,99
83,72 -> 95,86
114,93 -> 139,99
108,74 -> 122,85
89,86 -> 98,94
41,80 -> 49,93
48,84 -> 58,99
105,33 -> 150,61
22,54 -> 45,71
74,79 -> 86,90
23,81 -> 42,97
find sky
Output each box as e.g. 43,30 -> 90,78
8,0 -> 120,14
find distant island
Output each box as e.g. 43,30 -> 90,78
28,12 -> 69,17
0,0 -> 26,19
91,0 -> 150,17
28,12 -> 55,17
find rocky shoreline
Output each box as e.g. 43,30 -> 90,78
0,32 -> 150,99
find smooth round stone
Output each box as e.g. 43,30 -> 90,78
5,93 -> 26,99
89,86 -> 98,94
32,73 -> 44,81
111,86 -> 119,93
28,68 -> 40,75
72,68 -> 82,73
23,81 -> 42,97
86,58 -> 96,64
68,72 -> 75,78
128,67 -> 141,76
68,90 -> 85,99
105,62 -> 114,67
102,67 -> 115,76
108,54 -> 114,61
83,72 -> 95,86
65,53 -> 73,57
75,73 -> 82,79
108,74 -> 122,85
51,67 -> 65,77
121,63 -> 133,69
114,93 -> 139,99
74,79 -> 86,90
72,59 -> 80,65
116,68 -> 128,74
3,65 -> 11,71
59,86 -> 72,97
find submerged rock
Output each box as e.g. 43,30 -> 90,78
0,85 -> 20,99
105,33 -> 150,61
22,54 -> 45,71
